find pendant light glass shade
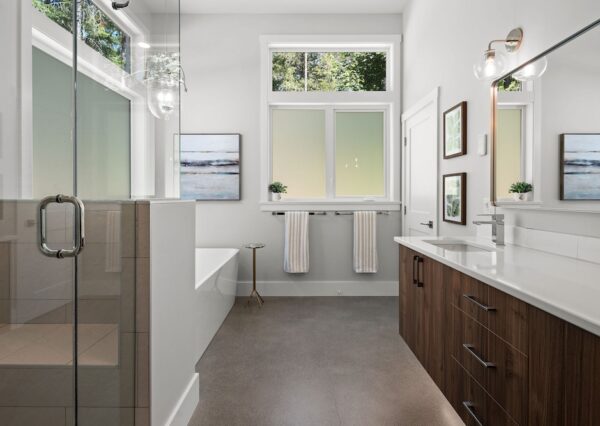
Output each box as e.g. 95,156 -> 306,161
513,56 -> 548,81
147,80 -> 178,120
144,52 -> 187,120
473,49 -> 507,81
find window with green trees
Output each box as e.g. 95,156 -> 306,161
497,75 -> 522,92
272,51 -> 387,92
32,0 -> 131,71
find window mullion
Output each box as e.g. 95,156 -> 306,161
325,106 -> 335,200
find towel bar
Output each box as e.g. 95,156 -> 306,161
335,211 -> 391,216
270,211 -> 392,216
271,212 -> 327,216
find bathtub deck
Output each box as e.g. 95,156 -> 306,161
190,297 -> 462,426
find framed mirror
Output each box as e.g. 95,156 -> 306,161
491,19 -> 600,209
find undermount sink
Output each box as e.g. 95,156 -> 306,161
423,239 -> 494,253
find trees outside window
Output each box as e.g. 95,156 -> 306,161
32,0 -> 131,71
272,51 -> 386,92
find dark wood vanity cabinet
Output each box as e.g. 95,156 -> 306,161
398,246 -> 445,389
398,245 -> 600,426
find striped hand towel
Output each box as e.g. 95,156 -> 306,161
284,211 -> 309,273
354,211 -> 378,273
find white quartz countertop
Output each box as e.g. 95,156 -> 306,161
394,236 -> 600,338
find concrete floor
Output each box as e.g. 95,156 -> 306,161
189,297 -> 463,426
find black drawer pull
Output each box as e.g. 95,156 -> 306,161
416,257 -> 424,287
462,401 -> 484,426
462,294 -> 496,312
463,344 -> 496,368
412,256 -> 419,285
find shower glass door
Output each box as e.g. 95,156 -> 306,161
1,1 -> 179,425
0,1 -> 79,425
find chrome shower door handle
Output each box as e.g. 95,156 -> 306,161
38,195 -> 85,258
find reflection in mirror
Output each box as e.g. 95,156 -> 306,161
492,19 -> 600,209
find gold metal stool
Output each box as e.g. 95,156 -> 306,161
244,243 -> 265,307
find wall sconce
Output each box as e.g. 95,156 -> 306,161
512,56 -> 548,81
473,28 -> 523,81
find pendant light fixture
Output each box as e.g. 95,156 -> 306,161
473,28 -> 523,81
144,52 -> 188,120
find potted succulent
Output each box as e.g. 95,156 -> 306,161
268,181 -> 287,201
509,181 -> 533,201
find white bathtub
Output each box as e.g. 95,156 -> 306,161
194,248 -> 239,359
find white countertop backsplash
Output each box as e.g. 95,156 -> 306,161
394,235 -> 600,338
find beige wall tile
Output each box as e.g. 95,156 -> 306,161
135,407 -> 150,426
66,407 -> 134,426
77,333 -> 135,408
135,258 -> 149,333
135,332 -> 150,408
135,203 -> 149,259
0,367 -> 73,406
0,407 -> 66,426
121,203 -> 136,259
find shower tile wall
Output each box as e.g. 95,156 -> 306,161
134,201 -> 151,426
0,200 -> 148,426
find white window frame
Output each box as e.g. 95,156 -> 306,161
24,1 -> 155,198
260,35 -> 402,212
495,80 -> 542,204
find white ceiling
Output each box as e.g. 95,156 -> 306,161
143,0 -> 409,14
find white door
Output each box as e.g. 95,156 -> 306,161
402,88 -> 439,237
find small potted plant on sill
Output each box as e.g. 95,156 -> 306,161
268,181 -> 287,201
509,181 -> 533,201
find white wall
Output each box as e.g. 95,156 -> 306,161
181,14 -> 403,293
403,0 -> 600,238
149,200 -> 197,426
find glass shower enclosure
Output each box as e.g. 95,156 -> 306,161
0,1 -> 180,425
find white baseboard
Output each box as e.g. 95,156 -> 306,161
237,280 -> 398,297
165,373 -> 199,426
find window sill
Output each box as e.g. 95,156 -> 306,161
260,200 -> 401,212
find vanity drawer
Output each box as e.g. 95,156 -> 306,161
450,268 -> 528,353
452,306 -> 528,424
448,357 -> 518,426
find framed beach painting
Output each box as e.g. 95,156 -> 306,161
180,134 -> 241,201
444,101 -> 467,159
443,173 -> 466,225
560,133 -> 600,200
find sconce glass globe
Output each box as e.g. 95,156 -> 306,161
513,56 -> 548,81
473,49 -> 507,81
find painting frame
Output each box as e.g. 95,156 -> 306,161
560,133 -> 600,201
179,133 -> 242,201
443,101 -> 467,159
443,173 -> 467,225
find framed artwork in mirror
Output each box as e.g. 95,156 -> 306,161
444,101 -> 467,159
180,133 -> 241,201
560,133 -> 600,200
443,173 -> 466,225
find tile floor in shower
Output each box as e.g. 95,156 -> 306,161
0,323 -> 119,366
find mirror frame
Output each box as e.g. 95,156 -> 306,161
490,18 -> 600,206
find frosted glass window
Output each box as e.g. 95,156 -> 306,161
271,109 -> 326,198
33,47 -> 130,199
496,108 -> 523,199
335,111 -> 385,197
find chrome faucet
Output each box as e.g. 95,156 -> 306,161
473,214 -> 504,246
